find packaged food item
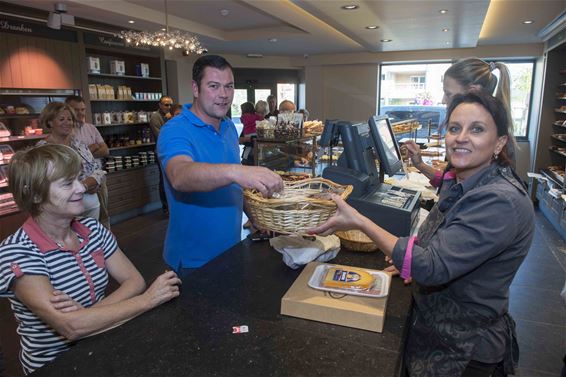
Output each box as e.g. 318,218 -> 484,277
322,267 -> 375,290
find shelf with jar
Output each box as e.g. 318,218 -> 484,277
550,69 -> 566,169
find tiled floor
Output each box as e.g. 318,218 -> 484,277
0,209 -> 564,376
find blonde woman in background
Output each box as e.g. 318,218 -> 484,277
38,102 -> 104,220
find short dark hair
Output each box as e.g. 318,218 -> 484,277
446,92 -> 511,166
240,102 -> 255,114
192,55 -> 233,89
65,95 -> 85,104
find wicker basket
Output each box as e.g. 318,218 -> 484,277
244,178 -> 352,235
335,230 -> 379,252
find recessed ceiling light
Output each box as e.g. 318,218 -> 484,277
439,9 -> 448,14
381,39 -> 392,42
220,9 -> 230,16
341,5 -> 359,10
366,25 -> 379,30
442,28 -> 449,32
522,20 -> 534,24
445,41 -> 451,45
268,38 -> 277,43
161,28 -> 166,31
128,20 -> 135,24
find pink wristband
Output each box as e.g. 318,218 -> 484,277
400,236 -> 418,280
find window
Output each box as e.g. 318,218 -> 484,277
277,83 -> 296,104
378,61 -> 535,139
254,89 -> 271,104
493,61 -> 534,139
231,89 -> 249,119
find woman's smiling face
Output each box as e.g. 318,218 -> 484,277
445,102 -> 508,181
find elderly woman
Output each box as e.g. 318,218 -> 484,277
38,102 -> 104,219
310,93 -> 534,377
0,144 -> 180,374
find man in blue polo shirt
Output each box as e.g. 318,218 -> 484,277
157,55 -> 283,276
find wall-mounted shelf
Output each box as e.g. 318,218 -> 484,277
109,142 -> 155,151
0,135 -> 47,142
90,99 -> 158,102
88,73 -> 162,81
96,122 -> 150,128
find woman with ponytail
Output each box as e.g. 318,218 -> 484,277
405,58 -> 517,184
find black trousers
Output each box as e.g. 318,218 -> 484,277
461,360 -> 506,377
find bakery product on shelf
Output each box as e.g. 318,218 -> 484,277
322,267 -> 375,290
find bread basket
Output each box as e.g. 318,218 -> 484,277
335,230 -> 379,252
244,178 -> 352,235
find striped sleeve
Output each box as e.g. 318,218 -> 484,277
82,218 -> 118,260
0,240 -> 48,297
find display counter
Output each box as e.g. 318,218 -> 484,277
33,238 -> 413,377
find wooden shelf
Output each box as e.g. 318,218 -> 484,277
90,99 -> 158,102
555,109 -> 566,114
558,96 -> 566,100
96,122 -> 149,127
109,142 -> 155,151
553,121 -> 566,128
0,89 -> 76,96
88,73 -> 161,81
549,146 -> 566,158
106,163 -> 157,175
0,135 -> 47,142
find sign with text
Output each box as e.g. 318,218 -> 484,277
83,32 -> 160,54
0,17 -> 77,42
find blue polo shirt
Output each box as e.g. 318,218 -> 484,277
157,104 -> 242,269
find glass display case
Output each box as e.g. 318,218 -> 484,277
254,135 -> 318,176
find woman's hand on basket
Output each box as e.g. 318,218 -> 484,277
238,166 -> 284,198
307,194 -> 363,236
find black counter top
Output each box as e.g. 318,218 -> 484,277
33,239 -> 413,377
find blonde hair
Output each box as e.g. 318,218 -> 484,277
39,102 -> 77,130
8,144 -> 82,216
254,100 -> 268,116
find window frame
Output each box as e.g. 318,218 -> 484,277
378,59 -> 536,141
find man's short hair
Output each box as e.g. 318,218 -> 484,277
65,95 -> 85,104
9,144 -> 82,216
278,100 -> 296,112
193,55 -> 233,89
159,95 -> 173,104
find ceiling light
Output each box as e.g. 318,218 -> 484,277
341,5 -> 359,10
442,28 -> 449,32
445,41 -> 451,45
380,39 -> 392,42
268,38 -> 277,43
117,0 -> 205,54
366,25 -> 379,30
220,9 -> 230,16
161,28 -> 166,31
522,20 -> 534,24
47,3 -> 74,30
128,20 -> 135,24
439,9 -> 448,14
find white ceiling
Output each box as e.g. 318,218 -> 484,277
2,0 -> 565,56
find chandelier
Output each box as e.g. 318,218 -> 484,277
117,0 -> 206,54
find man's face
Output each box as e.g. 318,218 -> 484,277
159,97 -> 173,113
192,67 -> 234,122
68,101 -> 86,124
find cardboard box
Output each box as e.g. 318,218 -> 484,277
87,57 -> 100,74
281,262 -> 391,333
110,60 -> 125,75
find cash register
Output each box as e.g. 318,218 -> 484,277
320,116 -> 420,236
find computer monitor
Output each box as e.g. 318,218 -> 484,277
339,122 -> 379,179
368,115 -> 403,177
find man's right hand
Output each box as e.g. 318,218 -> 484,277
236,166 -> 283,198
